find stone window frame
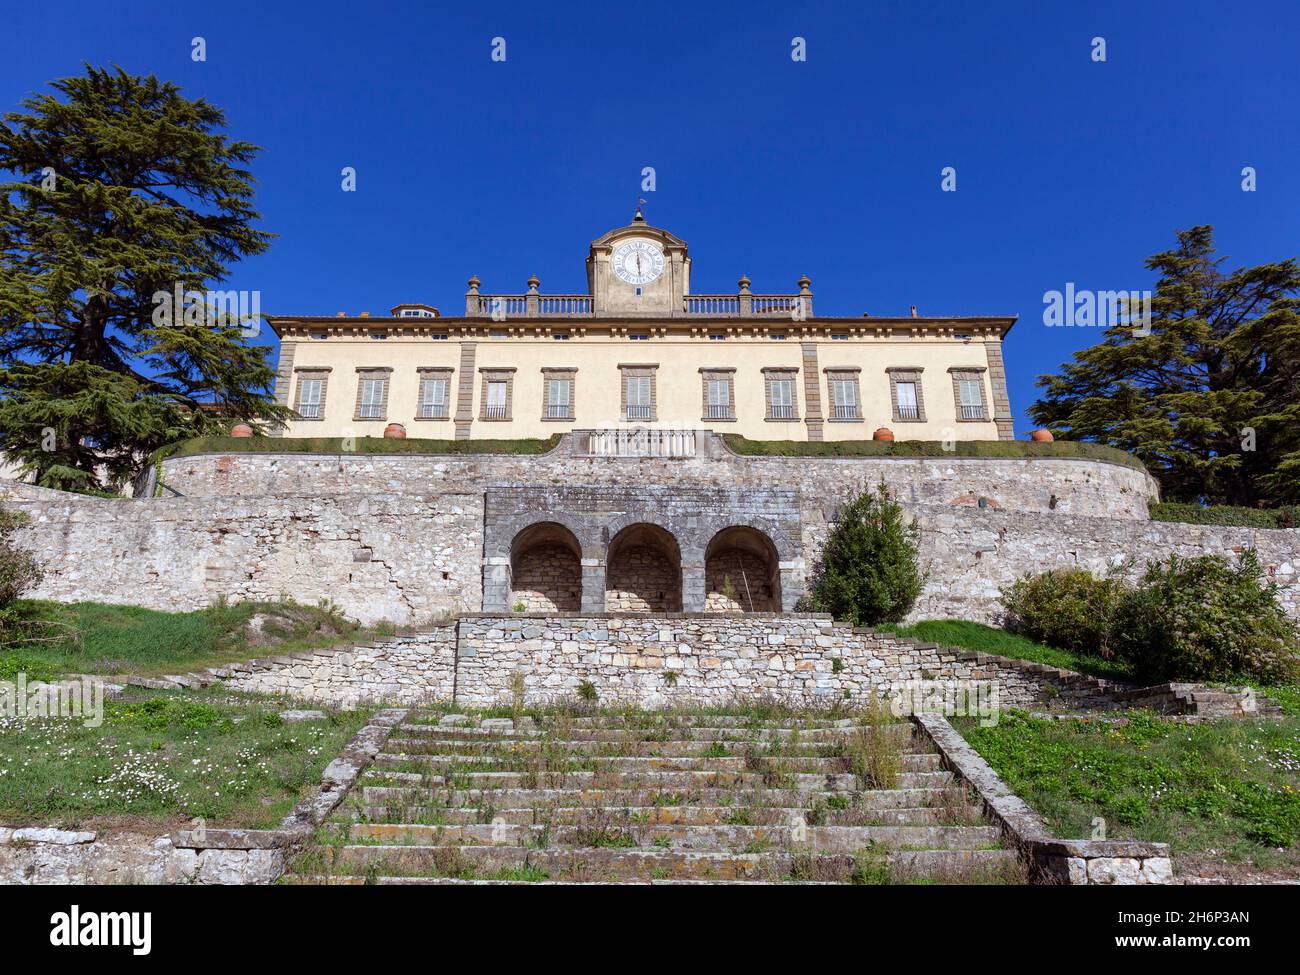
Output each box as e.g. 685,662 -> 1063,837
949,366 -> 990,422
823,366 -> 863,422
479,367 -> 516,422
886,366 -> 927,423
292,366 -> 331,421
353,366 -> 392,421
761,366 -> 800,422
415,366 -> 454,421
699,367 -> 736,422
619,363 -> 658,422
541,367 -> 577,422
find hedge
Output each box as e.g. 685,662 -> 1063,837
1148,502 -> 1298,530
157,434 -> 562,461
720,434 -> 1149,472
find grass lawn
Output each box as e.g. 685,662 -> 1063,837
955,711 -> 1300,878
0,598 -> 404,680
0,686 -> 368,829
879,619 -> 1137,682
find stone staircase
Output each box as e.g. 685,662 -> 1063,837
286,710 -> 1025,884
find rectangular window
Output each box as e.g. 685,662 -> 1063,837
896,381 -> 919,420
371,332 -> 388,341
705,377 -> 732,419
831,332 -> 849,341
546,378 -> 573,419
626,376 -> 652,420
553,332 -> 570,341
959,378 -> 985,419
418,377 -> 449,419
430,332 -> 449,340
629,332 -> 650,341
769,332 -> 787,340
298,378 -> 323,418
310,331 -> 327,341
358,378 -> 386,418
830,377 -> 859,419
485,381 -> 508,419
708,333 -> 726,341
769,378 -> 795,419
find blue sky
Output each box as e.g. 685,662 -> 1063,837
3,0 -> 1297,432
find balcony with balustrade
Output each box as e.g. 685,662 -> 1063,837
465,274 -> 813,319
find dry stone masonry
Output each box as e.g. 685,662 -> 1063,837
3,432 -> 1297,627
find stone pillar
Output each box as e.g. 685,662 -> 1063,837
482,558 -> 510,612
580,559 -> 606,614
800,341 -> 824,442
454,341 -> 477,440
983,339 -> 1015,441
779,564 -> 804,611
681,564 -> 706,612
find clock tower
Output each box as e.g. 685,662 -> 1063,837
587,208 -> 691,316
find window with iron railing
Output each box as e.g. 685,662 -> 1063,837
704,377 -> 732,419
418,378 -> 449,419
297,378 -> 323,418
767,377 -> 796,419
624,375 -> 653,420
958,378 -> 986,420
485,380 -> 509,419
830,377 -> 860,419
358,378 -> 386,418
546,378 -> 573,419
896,381 -> 920,421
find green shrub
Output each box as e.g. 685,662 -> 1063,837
805,481 -> 924,627
1111,551 -> 1300,683
1149,502 -> 1298,529
0,505 -> 43,609
720,434 -> 1148,472
999,568 -> 1127,659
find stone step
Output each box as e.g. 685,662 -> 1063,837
357,784 -> 959,810
345,822 -> 1002,851
376,750 -> 941,773
321,843 -> 1020,883
366,763 -> 952,791
288,875 -> 847,886
384,736 -> 929,758
350,803 -> 983,827
395,725 -> 917,744
404,714 -> 906,732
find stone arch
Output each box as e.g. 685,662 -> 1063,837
704,526 -> 781,612
510,522 -> 582,613
605,523 -> 682,612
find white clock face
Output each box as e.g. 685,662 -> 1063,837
611,239 -> 666,285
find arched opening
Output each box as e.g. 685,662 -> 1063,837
605,523 -> 682,612
510,522 -> 582,613
705,526 -> 781,612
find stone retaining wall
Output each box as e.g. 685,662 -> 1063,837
221,629 -> 456,706
158,439 -> 1159,519
2,482 -> 482,626
453,614 -> 1116,709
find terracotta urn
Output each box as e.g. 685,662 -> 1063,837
230,423 -> 254,438
384,423 -> 407,439
873,427 -> 895,442
1030,428 -> 1054,443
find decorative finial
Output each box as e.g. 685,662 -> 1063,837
738,274 -> 752,294
467,275 -> 481,293
526,275 -> 540,293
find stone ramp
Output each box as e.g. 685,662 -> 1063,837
286,710 -> 1025,885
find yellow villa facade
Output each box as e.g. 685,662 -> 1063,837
268,212 -> 1017,443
